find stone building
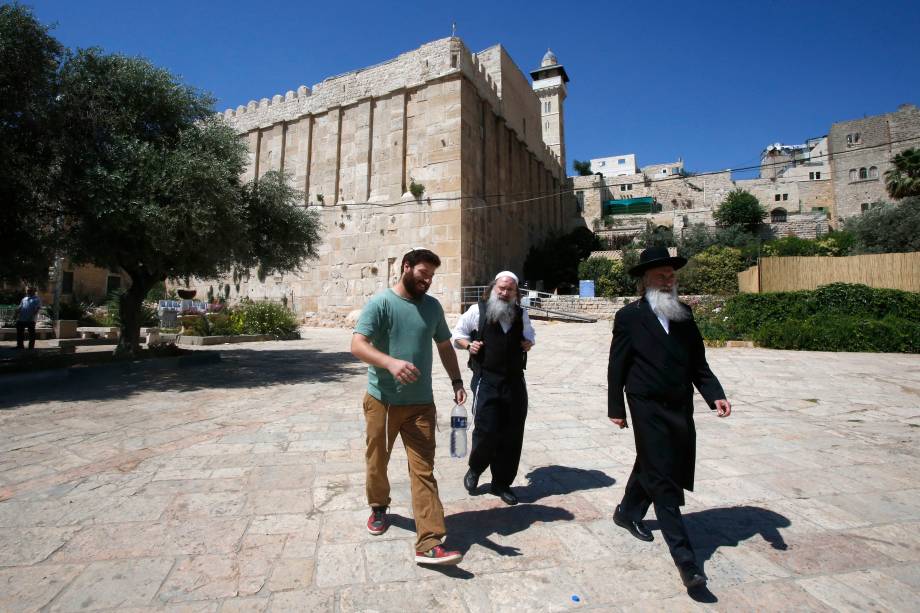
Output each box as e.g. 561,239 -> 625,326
191,37 -> 574,317
828,103 -> 920,220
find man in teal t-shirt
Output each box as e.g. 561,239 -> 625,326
351,248 -> 467,566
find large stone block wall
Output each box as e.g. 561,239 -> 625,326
829,104 -> 920,220
184,37 -> 568,317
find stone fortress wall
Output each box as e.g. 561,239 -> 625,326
186,37 -> 571,317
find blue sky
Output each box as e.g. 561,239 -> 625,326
25,0 -> 920,178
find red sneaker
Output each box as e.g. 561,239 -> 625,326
367,507 -> 388,535
415,544 -> 463,565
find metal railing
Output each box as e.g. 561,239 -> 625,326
459,287 -> 596,323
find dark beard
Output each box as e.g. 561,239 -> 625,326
402,271 -> 428,299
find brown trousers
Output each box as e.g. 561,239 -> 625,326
363,392 -> 446,552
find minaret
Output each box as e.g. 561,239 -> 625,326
530,48 -> 569,170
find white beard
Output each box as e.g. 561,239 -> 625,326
645,286 -> 690,322
485,292 -> 517,327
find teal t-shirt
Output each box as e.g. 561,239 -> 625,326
354,289 -> 452,405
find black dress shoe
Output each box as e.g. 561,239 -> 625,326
678,563 -> 707,589
612,506 -> 654,542
490,485 -> 518,505
464,469 -> 480,494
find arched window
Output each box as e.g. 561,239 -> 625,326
771,208 -> 787,223
859,167 -> 868,180
849,169 -> 857,181
869,166 -> 879,179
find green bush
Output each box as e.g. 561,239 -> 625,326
754,315 -> 920,353
577,257 -> 612,284
678,246 -> 746,295
234,301 -> 299,336
724,283 -> 920,337
762,231 -> 857,257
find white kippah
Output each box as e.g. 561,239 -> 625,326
494,270 -> 519,284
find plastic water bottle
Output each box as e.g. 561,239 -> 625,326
450,403 -> 468,458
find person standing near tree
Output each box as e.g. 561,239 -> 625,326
15,286 -> 42,350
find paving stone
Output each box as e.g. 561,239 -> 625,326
0,564 -> 84,611
1,323 -> 918,611
50,557 -> 174,611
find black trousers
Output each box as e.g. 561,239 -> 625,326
619,460 -> 696,567
468,371 -> 528,489
16,321 -> 36,349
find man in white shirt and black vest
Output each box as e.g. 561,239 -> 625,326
452,271 -> 535,505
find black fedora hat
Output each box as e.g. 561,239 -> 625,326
628,246 -> 688,277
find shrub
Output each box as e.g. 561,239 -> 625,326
762,231 -> 858,257
844,197 -> 920,254
724,283 -> 920,337
714,189 -> 766,233
234,301 -> 298,336
577,257 -> 613,284
754,315 -> 919,353
678,246 -> 746,295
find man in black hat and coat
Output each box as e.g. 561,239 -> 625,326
608,246 -> 732,589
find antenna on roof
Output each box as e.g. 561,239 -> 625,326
451,21 -> 457,37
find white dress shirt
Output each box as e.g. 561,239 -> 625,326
656,314 -> 670,334
452,303 -> 536,348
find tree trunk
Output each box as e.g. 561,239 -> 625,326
115,271 -> 154,358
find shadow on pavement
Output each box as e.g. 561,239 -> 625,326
647,505 -> 791,603
0,347 -> 362,409
390,503 -> 575,579
516,465 -> 616,503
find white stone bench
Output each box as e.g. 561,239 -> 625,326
76,326 -> 119,340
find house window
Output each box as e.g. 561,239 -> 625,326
809,171 -> 822,180
62,271 -> 74,295
450,53 -> 458,68
847,132 -> 861,145
859,167 -> 868,180
544,101 -> 551,113
544,121 -> 549,131
620,184 -> 632,192
771,208 -> 787,223
869,166 -> 878,179
782,193 -> 789,201
575,191 -> 584,213
861,203 -> 870,212
618,159 -> 626,165
660,169 -> 668,175
106,275 -> 122,295
849,169 -> 857,181
599,160 -> 606,167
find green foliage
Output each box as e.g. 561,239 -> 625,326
576,252 -> 639,297
146,281 -> 168,302
233,301 -> 299,336
635,222 -> 676,249
843,197 -> 920,254
573,159 -> 593,176
761,231 -> 858,257
678,246 -> 746,295
678,223 -> 760,262
754,315 -> 919,353
524,227 -> 601,291
409,179 -> 425,199
0,4 -> 63,284
713,189 -> 766,233
724,283 -> 920,336
98,291 -> 158,327
884,148 -> 920,199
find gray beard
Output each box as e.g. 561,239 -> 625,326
645,286 -> 690,322
485,292 -> 517,327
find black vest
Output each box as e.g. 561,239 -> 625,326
469,300 -> 526,377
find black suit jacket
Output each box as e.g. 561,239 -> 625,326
607,298 -> 726,502
608,298 -> 724,419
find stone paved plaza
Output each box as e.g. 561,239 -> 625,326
1,321 -> 919,612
